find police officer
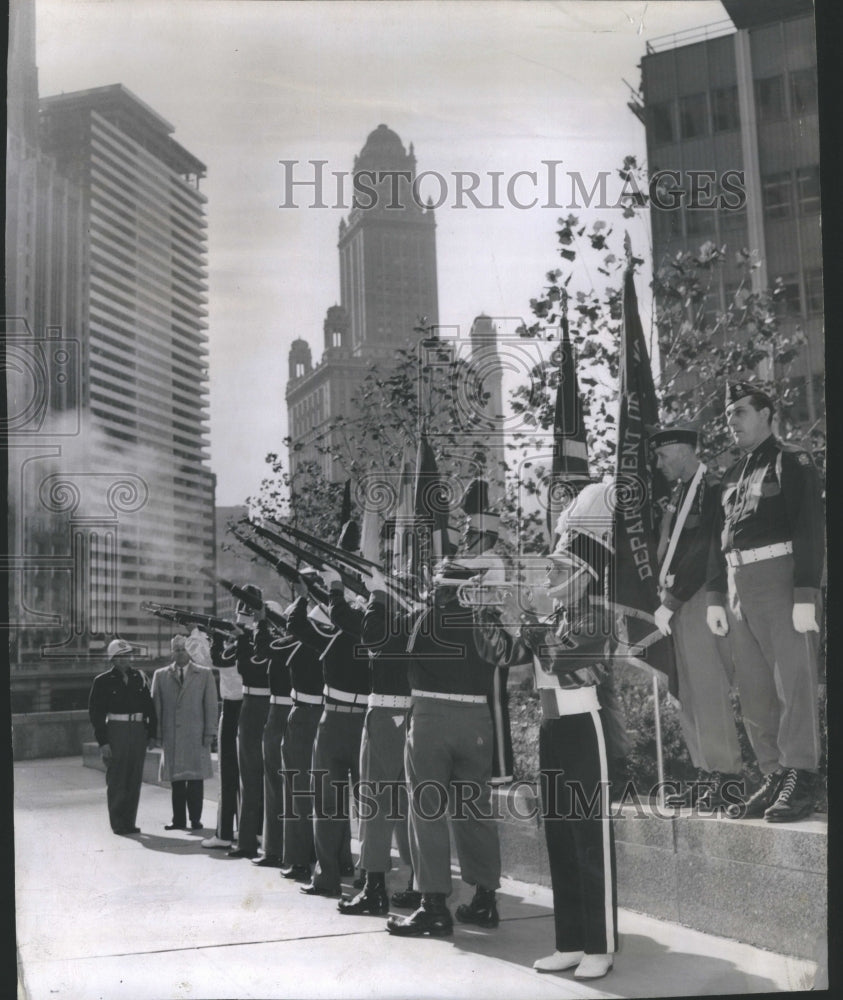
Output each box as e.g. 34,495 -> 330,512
88,638 -> 156,835
649,423 -> 743,807
707,382 -> 824,822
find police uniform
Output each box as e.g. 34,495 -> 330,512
708,384 -> 824,821
521,564 -> 617,978
279,598 -> 325,879
650,426 -> 742,788
88,639 -> 156,835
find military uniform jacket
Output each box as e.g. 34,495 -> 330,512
287,594 -> 369,702
221,621 -> 273,689
658,468 -> 721,611
707,435 -> 825,604
360,591 -> 411,697
520,601 -> 611,690
268,633 -> 296,697
89,665 -> 156,746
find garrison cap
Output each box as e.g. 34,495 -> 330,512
648,422 -> 698,449
726,380 -> 775,412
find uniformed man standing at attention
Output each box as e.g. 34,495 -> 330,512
88,638 -> 156,835
707,381 -> 824,822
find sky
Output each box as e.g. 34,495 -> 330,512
34,0 -> 727,505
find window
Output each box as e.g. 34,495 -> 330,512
649,102 -> 674,144
332,330 -> 342,348
712,86 -> 740,132
755,76 -> 785,122
796,166 -> 820,215
773,275 -> 801,316
679,94 -> 708,140
790,69 -> 818,116
295,362 -> 305,378
762,172 -> 792,220
805,269 -> 824,314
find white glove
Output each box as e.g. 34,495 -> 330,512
706,605 -> 729,637
792,603 -> 819,633
365,567 -> 388,593
321,567 -> 343,592
654,604 -> 674,637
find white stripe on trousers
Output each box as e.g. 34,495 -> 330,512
589,706 -> 616,954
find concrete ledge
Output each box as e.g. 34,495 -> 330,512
491,784 -> 826,961
83,741 -> 167,786
13,711 -> 93,760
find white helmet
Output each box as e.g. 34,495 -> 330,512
107,638 -> 133,660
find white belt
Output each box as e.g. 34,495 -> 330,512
325,685 -> 367,706
541,686 -> 599,717
243,686 -> 270,696
291,688 -> 323,706
725,541 -> 792,567
270,695 -> 293,706
106,713 -> 145,722
325,703 -> 366,714
412,689 -> 487,705
368,693 -> 411,709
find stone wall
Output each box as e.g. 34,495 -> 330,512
12,711 -> 94,760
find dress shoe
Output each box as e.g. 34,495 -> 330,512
164,823 -> 187,831
190,821 -> 203,831
764,768 -> 814,823
455,886 -> 499,928
352,871 -> 366,890
726,768 -> 785,819
300,882 -> 341,898
534,950 -> 585,973
280,864 -> 311,882
126,826 -> 141,834
574,953 -> 613,979
391,876 -> 422,910
338,886 -> 389,916
227,846 -> 258,859
251,854 -> 285,868
201,835 -> 232,849
386,894 -> 453,937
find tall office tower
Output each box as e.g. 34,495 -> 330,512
636,0 -> 821,422
286,125 -> 439,481
7,83 -> 217,709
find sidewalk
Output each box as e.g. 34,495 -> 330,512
14,758 -> 819,999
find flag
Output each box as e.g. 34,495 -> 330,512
339,479 -> 352,531
391,449 -> 414,576
547,310 -> 590,547
613,267 -> 675,685
411,432 -> 450,582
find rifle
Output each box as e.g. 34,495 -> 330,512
140,601 -> 238,636
195,567 -> 295,633
228,525 -> 331,605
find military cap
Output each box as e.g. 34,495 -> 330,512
648,422 -> 698,449
107,638 -> 133,659
726,380 -> 775,412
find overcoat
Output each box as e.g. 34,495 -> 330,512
151,661 -> 218,781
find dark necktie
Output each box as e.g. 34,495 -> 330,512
178,667 -> 184,686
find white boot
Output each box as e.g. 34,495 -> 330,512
574,953 -> 613,979
533,950 -> 585,972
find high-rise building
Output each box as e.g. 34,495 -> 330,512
636,0 -> 822,422
6,35 -> 216,708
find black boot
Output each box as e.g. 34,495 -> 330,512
391,872 -> 422,910
338,873 -> 389,916
726,768 -> 785,819
763,769 -> 814,823
386,893 -> 453,937
455,886 -> 499,928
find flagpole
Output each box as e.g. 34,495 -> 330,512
652,674 -> 665,808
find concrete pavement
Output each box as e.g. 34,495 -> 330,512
14,758 -> 819,999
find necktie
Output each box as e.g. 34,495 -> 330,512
178,667 -> 184,686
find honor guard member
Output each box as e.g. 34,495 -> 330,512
225,585 -> 272,857
252,602 -> 297,868
386,560 -> 508,939
151,634 -> 218,830
289,570 -> 370,898
649,423 -> 743,807
460,478 -> 515,784
521,545 -> 617,981
707,382 -> 824,822
279,589 -> 326,882
202,630 -> 243,849
338,567 -> 414,916
88,638 -> 156,835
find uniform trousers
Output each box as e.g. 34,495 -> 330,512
216,698 -> 241,840
236,693 -> 270,853
104,719 -> 147,832
727,555 -> 821,772
311,708 -> 365,891
539,707 -> 617,955
358,706 -> 411,872
262,703 -> 290,857
405,698 -> 501,896
281,703 -> 322,867
672,587 -> 742,773
488,667 -> 513,784
171,780 -> 204,826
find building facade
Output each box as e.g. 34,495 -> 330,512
638,0 -> 822,422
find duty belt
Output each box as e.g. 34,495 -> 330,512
411,689 -> 487,705
291,688 -> 323,706
725,541 -> 792,567
324,684 -> 367,707
539,685 -> 599,719
368,693 -> 411,709
325,703 -> 366,714
270,695 -> 293,705
242,686 -> 270,696
106,713 -> 145,723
